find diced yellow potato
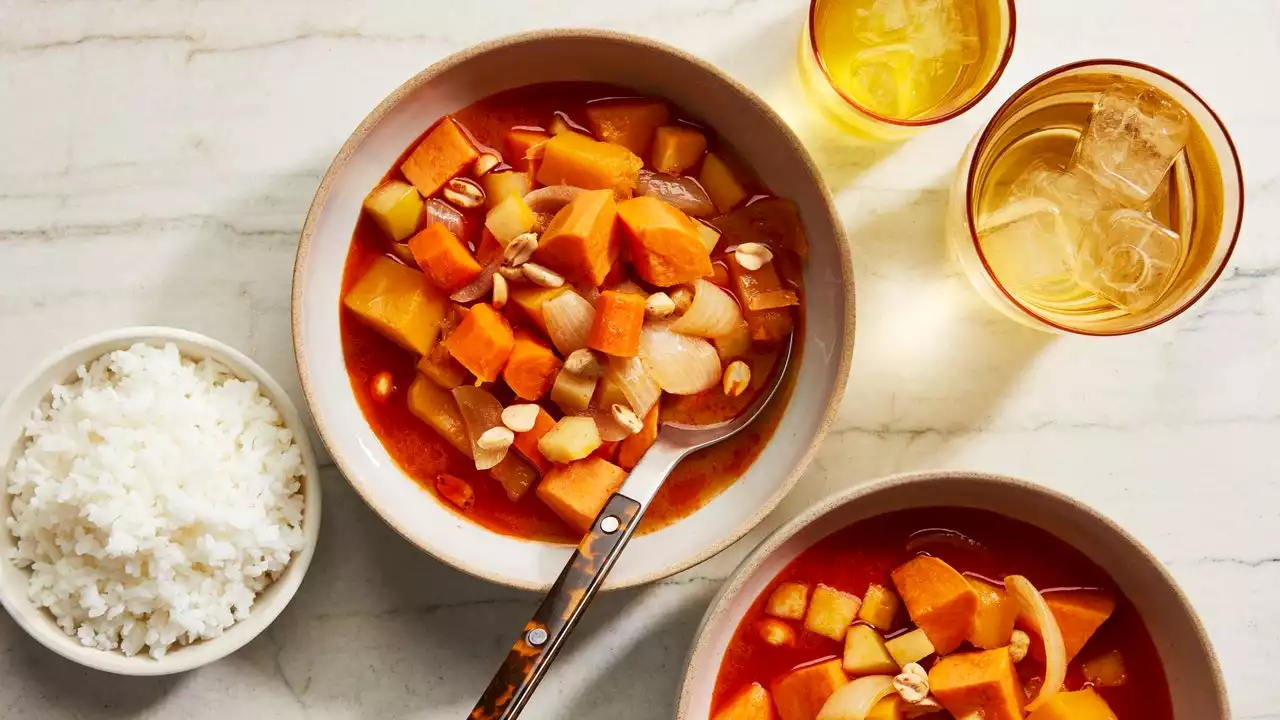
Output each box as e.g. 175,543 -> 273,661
858,584 -> 901,632
1026,689 -> 1119,720
765,582 -> 810,621
1081,649 -> 1128,687
550,368 -> 597,414
406,374 -> 470,455
537,416 -> 602,463
343,256 -> 447,356
695,220 -> 721,253
803,584 -> 861,642
843,624 -> 900,676
884,628 -> 935,668
595,371 -> 630,411
363,180 -> 424,241
700,152 -> 748,213
866,695 -> 905,720
967,577 -> 1019,650
757,618 -> 796,648
482,171 -> 533,209
485,193 -> 536,244
548,113 -> 584,136
416,344 -> 470,389
713,683 -> 775,720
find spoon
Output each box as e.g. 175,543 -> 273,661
469,340 -> 793,720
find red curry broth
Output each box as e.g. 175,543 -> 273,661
340,82 -> 802,543
712,507 -> 1171,720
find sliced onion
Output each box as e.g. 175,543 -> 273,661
638,322 -> 721,395
449,261 -> 499,303
452,386 -> 507,470
524,185 -> 585,215
1006,575 -> 1066,711
424,198 -> 466,238
713,319 -> 752,361
636,170 -> 716,218
607,355 -> 661,418
575,408 -> 628,442
544,290 -> 596,355
577,283 -> 601,306
816,675 -> 896,720
671,279 -> 744,338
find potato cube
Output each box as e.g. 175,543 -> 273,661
343,256 -> 447,356
884,628 -> 934,668
417,344 -> 470,389
406,375 -> 470,455
866,696 -> 904,720
1026,689 -> 1118,720
843,625 -> 900,676
363,180 -> 424,241
700,152 -> 747,213
1081,649 -> 1128,687
536,457 -> 626,533
485,193 -> 536,245
713,683 -> 774,720
770,658 -> 848,720
482,171 -> 532,209
757,618 -> 796,648
695,220 -> 721,253
803,584 -> 861,642
509,285 -> 571,337
765,582 -> 810,621
967,577 -> 1019,650
550,368 -> 597,414
536,416 -> 601,463
929,648 -> 1024,720
858,584 -> 901,632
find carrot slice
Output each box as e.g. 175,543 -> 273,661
617,404 -> 659,470
587,290 -> 646,357
408,223 -> 484,294
442,303 -> 515,382
512,407 -> 557,475
502,330 -> 563,401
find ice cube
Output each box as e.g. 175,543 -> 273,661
977,198 -> 1077,294
1009,160 -> 1110,235
1075,208 -> 1183,312
872,0 -> 911,34
846,44 -> 915,117
907,0 -> 980,63
1072,85 -> 1191,203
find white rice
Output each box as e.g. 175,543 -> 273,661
6,342 -> 306,659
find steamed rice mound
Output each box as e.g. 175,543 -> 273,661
6,342 -> 306,658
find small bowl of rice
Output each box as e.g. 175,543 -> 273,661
0,327 -> 321,675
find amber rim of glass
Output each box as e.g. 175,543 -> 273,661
806,0 -> 1017,127
963,58 -> 1245,336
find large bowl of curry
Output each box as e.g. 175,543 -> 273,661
292,30 -> 854,590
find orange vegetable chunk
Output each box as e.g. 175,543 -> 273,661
400,117 -> 480,198
502,330 -> 562,401
617,404 -> 659,470
585,99 -> 670,159
700,151 -> 748,213
408,222 -> 484,294
1026,689 -> 1118,720
866,696 -> 904,720
968,577 -> 1020,650
617,196 -> 714,287
588,290 -> 646,357
890,555 -> 980,655
509,285 -> 571,337
512,407 -> 557,475
726,252 -> 799,312
343,256 -> 447,356
770,658 -> 848,720
651,125 -> 707,175
536,457 -> 627,533
535,188 -> 619,286
713,683 -> 776,720
443,304 -> 515,382
1028,589 -> 1117,663
928,647 -> 1024,720
506,128 -> 550,173
536,131 -> 643,198
725,255 -> 794,343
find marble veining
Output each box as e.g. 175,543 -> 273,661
1,0 -> 1278,718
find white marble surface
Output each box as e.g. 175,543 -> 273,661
0,0 -> 1276,717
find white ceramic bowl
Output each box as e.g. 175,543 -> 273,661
0,327 -> 322,676
677,471 -> 1228,719
292,30 -> 855,591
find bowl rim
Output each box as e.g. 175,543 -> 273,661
674,469 -> 1229,718
290,28 -> 856,591
0,325 -> 322,676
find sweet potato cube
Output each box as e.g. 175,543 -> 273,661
509,285 -> 571,337
766,582 -> 811,621
536,131 -> 643,198
929,648 -> 1024,720
891,556 -> 979,655
343,257 -> 447,356
713,683 -> 775,720
866,696 -> 904,720
443,303 -> 515,382
363,180 -> 424,241
406,374 -> 470,455
537,416 -> 602,464
588,290 -> 646,357
535,188 -> 619,286
502,330 -> 562,401
652,125 -> 707,175
770,659 -> 848,720
506,128 -> 550,173
843,625 -> 900,676
858,584 -> 901,632
536,457 -> 627,533
700,152 -> 747,213
585,99 -> 670,159
617,196 -> 714,287
417,343 -> 470,389
617,404 -> 659,470
1026,689 -> 1118,720
1081,649 -> 1128,687
967,577 -> 1020,650
408,223 -> 484,294
1030,590 -> 1117,663
803,584 -> 861,642
400,117 -> 480,198
884,628 -> 934,668
512,407 -> 557,475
